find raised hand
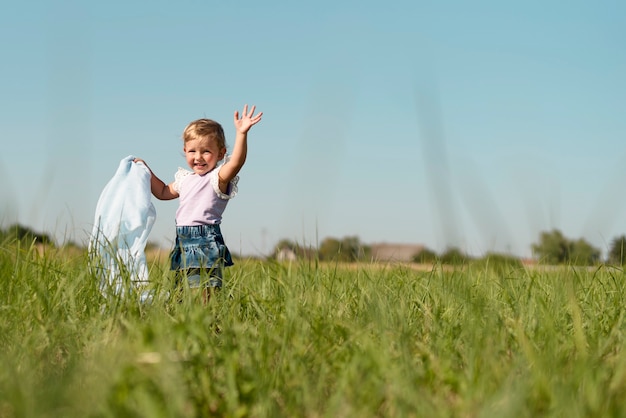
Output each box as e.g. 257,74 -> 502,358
233,104 -> 263,134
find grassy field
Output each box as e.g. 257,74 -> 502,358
2,240 -> 626,417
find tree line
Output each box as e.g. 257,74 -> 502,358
0,224 -> 55,246
4,223 -> 626,266
272,237 -> 518,265
273,229 -> 626,266
531,229 -> 626,266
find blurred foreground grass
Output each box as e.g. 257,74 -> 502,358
2,240 -> 626,417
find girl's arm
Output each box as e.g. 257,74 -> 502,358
218,104 -> 262,193
134,158 -> 179,200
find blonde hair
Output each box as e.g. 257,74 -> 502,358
182,118 -> 226,149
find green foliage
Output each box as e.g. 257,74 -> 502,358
273,236 -> 371,262
569,238 -> 601,266
532,229 -> 600,265
318,236 -> 370,262
317,237 -> 341,261
472,252 -> 523,275
439,246 -> 468,265
607,235 -> 626,265
532,229 -> 569,264
0,223 -> 55,246
6,238 -> 626,416
412,247 -> 438,264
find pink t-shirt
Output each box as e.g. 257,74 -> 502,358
172,167 -> 238,226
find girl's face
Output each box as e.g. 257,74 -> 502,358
184,138 -> 225,175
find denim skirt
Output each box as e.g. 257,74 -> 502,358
170,224 -> 234,271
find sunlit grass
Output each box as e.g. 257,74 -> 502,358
2,239 -> 626,417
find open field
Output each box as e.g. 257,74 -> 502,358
2,241 -> 626,417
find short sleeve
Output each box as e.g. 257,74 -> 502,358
172,168 -> 193,193
210,168 -> 238,200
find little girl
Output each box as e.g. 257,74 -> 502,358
135,104 -> 262,301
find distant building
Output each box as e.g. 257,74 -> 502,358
276,247 -> 297,262
370,243 -> 425,263
520,258 -> 537,266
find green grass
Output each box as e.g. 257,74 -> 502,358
2,240 -> 626,417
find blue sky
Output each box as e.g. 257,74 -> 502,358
1,0 -> 625,258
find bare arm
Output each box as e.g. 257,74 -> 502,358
218,104 -> 263,193
133,158 -> 179,200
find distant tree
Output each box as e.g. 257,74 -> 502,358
473,252 -> 523,272
1,223 -> 55,246
341,236 -> 359,260
318,237 -> 341,261
270,236 -> 376,262
607,235 -> 626,265
412,247 -> 438,264
318,236 -> 369,262
359,242 -> 372,260
531,229 -> 600,265
340,236 -> 370,261
439,247 -> 467,265
569,238 -> 601,266
531,229 -> 569,264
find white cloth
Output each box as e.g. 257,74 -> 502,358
89,155 -> 156,295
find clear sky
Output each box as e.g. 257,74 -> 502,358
1,0 -> 625,258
